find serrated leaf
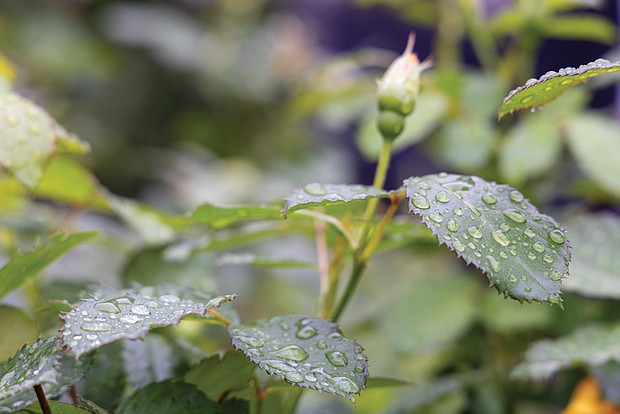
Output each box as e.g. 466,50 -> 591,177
281,184 -> 389,216
190,203 -> 281,230
404,174 -> 570,304
563,214 -> 620,298
229,315 -> 368,401
184,351 -> 256,400
0,306 -> 39,363
498,59 -> 620,119
60,286 -> 237,358
512,324 -> 620,380
117,380 -> 218,414
0,232 -> 98,300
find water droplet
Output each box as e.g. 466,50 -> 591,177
492,230 -> 510,246
446,219 -> 458,232
429,213 -> 443,223
272,345 -> 309,362
94,302 -> 120,314
284,371 -> 304,383
305,372 -> 318,382
279,320 -> 290,330
131,305 -> 150,316
482,193 -> 497,204
524,228 -> 536,238
72,335 -> 83,341
417,181 -> 431,190
503,209 -> 526,223
524,287 -> 532,293
246,348 -> 263,359
81,322 -> 112,332
435,191 -> 450,203
528,252 -> 537,260
550,270 -> 562,281
454,208 -> 464,216
119,314 -> 142,325
509,275 -> 517,283
159,295 -> 179,303
548,229 -> 566,245
116,297 -> 134,305
354,364 -> 365,373
486,256 -> 501,273
317,340 -> 327,349
468,242 -> 476,250
500,223 -> 510,231
509,190 -> 524,203
543,254 -> 554,264
86,334 -> 97,341
236,335 -> 263,348
467,226 -> 483,239
263,359 -> 296,373
452,239 -> 466,252
532,242 -> 545,253
296,325 -> 318,339
304,183 -> 326,195
332,376 -> 359,394
411,195 -> 430,210
326,350 -> 348,367
500,251 -> 508,259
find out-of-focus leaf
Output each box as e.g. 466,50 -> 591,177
60,285 -> 236,358
108,196 -> 175,244
76,342 -> 125,412
0,232 -> 98,300
216,253 -> 315,269
512,324 -> 620,380
16,401 -> 97,414
498,59 -> 620,119
592,362 -> 620,404
563,214 -> 620,298
0,53 -> 15,85
541,15 -> 616,45
123,335 -> 176,389
479,291 -> 553,334
0,177 -> 26,212
499,114 -> 562,186
382,274 -> 479,353
229,315 -> 368,401
431,118 -> 495,172
190,203 -> 281,230
0,306 -> 38,363
184,351 -> 255,400
117,380 -> 218,414
366,377 -> 415,388
565,114 -> 620,197
281,184 -> 389,216
405,174 -> 570,304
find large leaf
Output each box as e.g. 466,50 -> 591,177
0,232 -> 98,300
16,402 -> 97,414
281,184 -> 389,216
228,315 -> 368,401
60,285 -> 237,358
184,351 -> 256,400
563,214 -> 620,299
117,380 -> 218,414
191,203 -> 281,229
404,174 -> 570,304
498,59 -> 620,119
512,324 -> 620,380
565,114 -> 620,197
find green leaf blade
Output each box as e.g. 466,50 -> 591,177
281,184 -> 389,216
118,380 -> 218,414
404,174 -> 570,304
190,203 -> 281,230
228,315 -> 368,401
60,286 -> 237,358
498,59 -> 620,120
184,351 -> 256,400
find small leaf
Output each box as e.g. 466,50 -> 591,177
60,285 -> 237,358
117,380 -> 218,414
281,184 -> 389,216
229,315 -> 368,401
190,203 -> 281,230
404,174 -> 570,304
498,59 -> 620,119
0,306 -> 39,362
563,214 -> 620,299
184,351 -> 256,400
0,232 -> 98,300
512,324 -> 620,380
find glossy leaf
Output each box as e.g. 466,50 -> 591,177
228,315 -> 368,401
117,380 -> 218,414
498,59 -> 620,119
191,203 -> 280,230
512,324 -> 620,380
404,174 -> 570,304
0,306 -> 38,363
60,285 -> 237,358
565,114 -> 620,197
185,351 -> 255,400
281,184 -> 389,216
0,232 -> 98,300
563,214 -> 620,299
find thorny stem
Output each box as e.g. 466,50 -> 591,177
34,384 -> 52,414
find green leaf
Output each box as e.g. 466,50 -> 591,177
479,290 -> 553,334
122,335 -> 176,389
60,285 -> 237,358
365,377 -> 415,388
540,15 -> 616,45
228,315 -> 368,401
0,232 -> 98,300
512,324 -> 620,380
431,118 -> 495,172
118,380 -> 218,414
281,184 -> 389,216
498,59 -> 620,119
216,399 -> 248,414
108,197 -> 176,245
16,402 -> 97,414
184,351 -> 256,400
404,174 -> 570,304
216,253 -> 315,269
190,203 -> 281,230
565,114 -> 620,197
0,306 -> 39,363
562,214 -> 620,298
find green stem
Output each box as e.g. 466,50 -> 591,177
330,258 -> 367,322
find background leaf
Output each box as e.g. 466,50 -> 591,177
281,184 -> 389,216
498,59 -> 620,119
117,380 -> 218,414
190,203 -> 280,230
0,306 -> 38,363
16,401 -> 97,414
60,286 -> 236,358
229,315 -> 368,401
405,174 -> 570,304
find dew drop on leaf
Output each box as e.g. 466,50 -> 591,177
271,345 -> 309,362
509,190 -> 524,203
492,229 -> 511,247
486,256 -> 501,273
550,270 -> 562,281
482,193 -> 497,204
435,191 -> 450,203
446,219 -> 458,232
429,213 -> 443,223
548,229 -> 566,245
532,242 -> 545,253
467,226 -> 483,239
411,195 -> 431,209
524,228 -> 536,238
296,325 -> 318,339
326,350 -> 348,367
304,183 -> 326,195
503,209 -> 527,223
332,376 -> 360,394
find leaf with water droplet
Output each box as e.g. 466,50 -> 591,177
281,184 -> 390,217
60,285 -> 237,358
228,315 -> 368,401
512,324 -> 620,380
498,59 -> 620,120
404,174 -> 570,304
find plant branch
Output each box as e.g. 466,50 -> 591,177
330,258 -> 367,322
314,218 -> 331,319
34,384 -> 52,414
294,210 -> 356,249
361,192 -> 404,260
206,308 -> 231,326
